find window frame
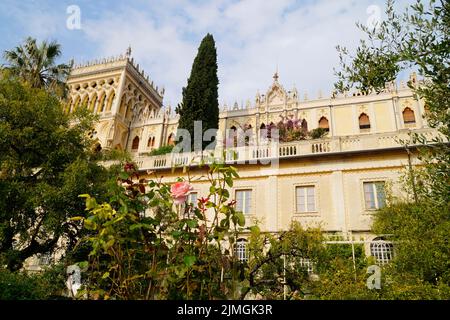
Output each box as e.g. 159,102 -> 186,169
362,180 -> 387,211
295,185 -> 317,214
234,239 -> 249,262
186,192 -> 198,206
234,188 -> 254,215
370,238 -> 394,265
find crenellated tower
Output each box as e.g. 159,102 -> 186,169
66,48 -> 164,150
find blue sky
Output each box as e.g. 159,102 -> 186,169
0,0 -> 411,107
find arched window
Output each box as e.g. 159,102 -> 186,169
167,133 -> 175,146
244,124 -> 252,146
234,239 -> 248,262
402,107 -> 416,124
89,95 -> 98,112
65,98 -> 72,114
97,94 -> 106,114
125,101 -> 133,119
301,119 -> 308,131
318,117 -> 329,132
259,123 -> 266,140
80,95 -> 89,109
72,97 -> 81,112
229,126 -> 237,147
267,122 -> 275,139
147,136 -> 156,148
131,136 -> 140,151
359,113 -> 370,130
94,143 -> 102,153
370,237 -> 394,265
119,96 -> 127,115
106,92 -> 115,112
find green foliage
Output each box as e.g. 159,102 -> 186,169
0,75 -> 112,270
308,128 -> 328,140
2,37 -> 72,97
334,0 -> 450,298
242,224 -> 325,300
334,0 -> 449,204
176,34 -> 219,150
149,145 -> 174,156
373,202 -> 450,285
0,264 -> 67,300
74,162 -> 255,300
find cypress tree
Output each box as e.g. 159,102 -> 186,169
176,33 -> 219,151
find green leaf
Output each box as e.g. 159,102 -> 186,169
236,212 -> 245,227
69,216 -> 84,222
86,197 -> 97,210
249,225 -> 260,237
186,219 -> 198,228
77,261 -> 88,270
225,176 -> 233,187
119,172 -> 129,180
183,255 -> 196,267
102,272 -> 110,279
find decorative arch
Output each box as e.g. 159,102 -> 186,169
72,96 -> 81,112
318,117 -> 329,131
234,239 -> 249,262
229,126 -> 238,147
301,119 -> 308,131
402,107 -> 416,124
167,133 -> 175,146
106,91 -> 116,112
259,123 -> 267,140
89,94 -> 98,112
97,92 -> 107,114
131,136 -> 140,151
147,136 -> 156,148
359,113 -> 370,130
125,100 -> 133,119
244,124 -> 252,146
370,237 -> 394,265
65,97 -> 73,114
80,95 -> 89,109
118,95 -> 127,116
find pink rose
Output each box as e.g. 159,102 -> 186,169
170,181 -> 193,205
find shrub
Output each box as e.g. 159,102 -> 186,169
309,128 -> 328,140
149,145 -> 174,156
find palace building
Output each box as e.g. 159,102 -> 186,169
63,50 -> 439,265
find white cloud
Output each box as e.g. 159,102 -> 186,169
73,0 -> 411,107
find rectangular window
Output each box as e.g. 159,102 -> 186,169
187,192 -> 198,205
363,182 -> 386,210
296,186 -> 316,213
236,189 -> 252,214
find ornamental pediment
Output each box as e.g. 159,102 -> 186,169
267,83 -> 286,106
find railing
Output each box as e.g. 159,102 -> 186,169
126,128 -> 440,170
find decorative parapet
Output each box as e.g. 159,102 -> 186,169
69,49 -> 164,103
128,128 -> 440,171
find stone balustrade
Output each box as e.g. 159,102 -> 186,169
106,128 -> 440,171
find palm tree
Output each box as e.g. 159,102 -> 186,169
3,37 -> 72,96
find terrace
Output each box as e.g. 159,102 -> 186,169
125,128 -> 439,171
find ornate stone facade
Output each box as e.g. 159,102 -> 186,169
64,53 -> 437,260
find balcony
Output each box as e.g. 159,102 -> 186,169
120,128 -> 440,171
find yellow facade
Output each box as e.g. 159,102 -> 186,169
63,52 -> 438,261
